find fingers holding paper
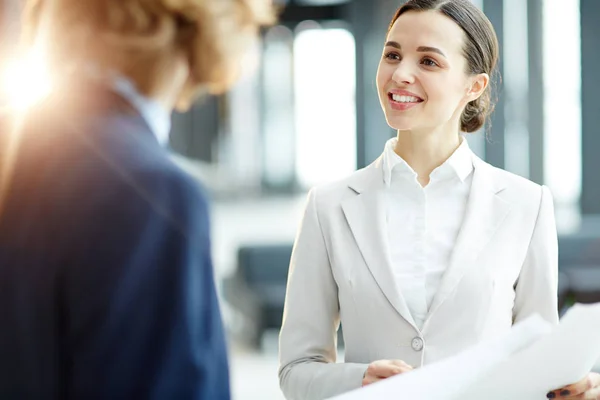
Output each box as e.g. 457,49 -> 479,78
361,359 -> 413,386
547,372 -> 600,399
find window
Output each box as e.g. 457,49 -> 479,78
293,23 -> 357,188
543,0 -> 582,231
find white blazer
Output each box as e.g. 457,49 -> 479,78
278,153 -> 559,400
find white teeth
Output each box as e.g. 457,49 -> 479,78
391,94 -> 421,103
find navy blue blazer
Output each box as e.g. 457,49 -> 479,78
0,82 -> 230,399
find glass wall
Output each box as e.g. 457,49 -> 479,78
543,0 -> 582,232
221,20 -> 357,193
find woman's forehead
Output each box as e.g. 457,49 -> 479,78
387,11 -> 465,55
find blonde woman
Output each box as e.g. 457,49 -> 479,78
0,1 -> 272,399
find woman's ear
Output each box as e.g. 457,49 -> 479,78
466,73 -> 489,101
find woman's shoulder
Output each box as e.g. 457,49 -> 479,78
309,159 -> 382,206
475,157 -> 551,206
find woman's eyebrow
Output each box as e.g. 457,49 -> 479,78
384,41 -> 447,59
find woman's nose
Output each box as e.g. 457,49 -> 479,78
392,63 -> 415,85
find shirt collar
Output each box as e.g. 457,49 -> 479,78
383,138 -> 416,186
439,136 -> 474,182
382,136 -> 473,187
82,65 -> 171,146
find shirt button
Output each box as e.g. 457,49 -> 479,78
411,336 -> 424,352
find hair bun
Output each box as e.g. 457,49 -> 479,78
460,91 -> 495,133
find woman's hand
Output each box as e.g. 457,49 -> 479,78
362,359 -> 413,386
547,372 -> 600,399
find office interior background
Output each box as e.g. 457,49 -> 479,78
1,0 -> 599,399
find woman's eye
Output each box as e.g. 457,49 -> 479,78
384,52 -> 400,61
422,58 -> 439,67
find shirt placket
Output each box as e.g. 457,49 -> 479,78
413,184 -> 428,327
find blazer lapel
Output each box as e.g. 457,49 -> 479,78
426,156 -> 511,322
341,159 -> 418,330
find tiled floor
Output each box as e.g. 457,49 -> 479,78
231,350 -> 283,400
230,332 -> 284,400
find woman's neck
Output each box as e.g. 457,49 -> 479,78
394,128 -> 462,187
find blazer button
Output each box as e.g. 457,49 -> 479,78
411,337 -> 424,352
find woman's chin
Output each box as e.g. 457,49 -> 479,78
385,116 -> 417,131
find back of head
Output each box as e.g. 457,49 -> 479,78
390,0 -> 499,133
22,0 -> 275,106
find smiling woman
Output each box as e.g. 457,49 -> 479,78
277,1 -> 571,399
377,1 -> 498,135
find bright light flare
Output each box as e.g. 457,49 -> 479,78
1,52 -> 52,110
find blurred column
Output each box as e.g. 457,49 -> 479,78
261,25 -> 296,192
527,0 -> 545,185
170,97 -> 220,163
580,0 -> 600,215
347,0 -> 395,168
218,42 -> 264,192
502,0 -> 529,179
482,0 -> 506,169
465,0 -> 486,159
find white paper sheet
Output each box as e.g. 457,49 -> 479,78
458,302 -> 600,400
327,314 -> 552,400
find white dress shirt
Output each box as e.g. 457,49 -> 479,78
109,73 -> 171,146
382,137 -> 474,329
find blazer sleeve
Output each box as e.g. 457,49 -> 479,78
512,185 -> 560,326
61,169 -> 230,400
278,188 -> 368,400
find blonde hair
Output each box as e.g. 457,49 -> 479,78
22,0 -> 275,101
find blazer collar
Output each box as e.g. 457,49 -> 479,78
342,160 -> 418,328
342,152 -> 510,331
343,156 -> 418,328
346,155 -> 385,194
